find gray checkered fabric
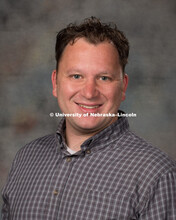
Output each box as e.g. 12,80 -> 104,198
2,115 -> 176,219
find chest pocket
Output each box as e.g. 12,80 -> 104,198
59,189 -> 138,220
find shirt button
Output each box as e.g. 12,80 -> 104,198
66,157 -> 72,162
86,149 -> 91,154
53,190 -> 59,195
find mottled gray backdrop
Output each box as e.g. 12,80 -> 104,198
0,0 -> 176,215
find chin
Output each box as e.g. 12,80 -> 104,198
74,118 -> 111,133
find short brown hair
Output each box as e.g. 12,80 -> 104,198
55,17 -> 129,72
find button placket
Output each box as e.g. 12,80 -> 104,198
66,157 -> 72,162
86,149 -> 91,154
53,190 -> 59,195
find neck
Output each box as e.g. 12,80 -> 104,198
65,117 -> 118,151
65,129 -> 95,152
65,124 -> 98,152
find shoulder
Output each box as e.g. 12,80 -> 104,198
3,133 -> 58,188
13,133 -> 58,166
113,129 -> 176,206
117,129 -> 176,181
19,133 -> 57,151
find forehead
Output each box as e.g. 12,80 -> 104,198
59,38 -> 120,67
66,37 -> 118,54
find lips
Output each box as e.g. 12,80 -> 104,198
78,104 -> 100,109
76,103 -> 102,113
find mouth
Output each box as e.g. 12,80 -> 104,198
78,104 -> 100,109
76,103 -> 102,112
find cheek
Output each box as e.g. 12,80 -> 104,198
103,85 -> 122,102
57,81 -> 79,100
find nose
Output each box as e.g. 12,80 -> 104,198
81,79 -> 100,99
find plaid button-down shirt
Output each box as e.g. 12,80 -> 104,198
2,115 -> 176,219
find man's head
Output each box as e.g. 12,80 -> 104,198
52,17 -> 129,135
55,17 -> 129,73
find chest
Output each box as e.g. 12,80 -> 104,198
7,152 -> 141,220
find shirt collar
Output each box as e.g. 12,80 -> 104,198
56,110 -> 129,153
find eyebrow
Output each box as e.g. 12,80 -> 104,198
66,68 -> 114,75
66,69 -> 83,75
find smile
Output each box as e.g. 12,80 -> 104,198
78,104 -> 100,109
76,103 -> 102,109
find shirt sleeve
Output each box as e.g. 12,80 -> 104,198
140,170 -> 176,219
1,201 -> 9,220
1,155 -> 18,220
2,179 -> 10,220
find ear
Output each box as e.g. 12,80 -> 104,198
51,70 -> 57,97
121,73 -> 128,101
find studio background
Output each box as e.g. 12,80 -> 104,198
0,0 -> 176,215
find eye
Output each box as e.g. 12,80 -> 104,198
72,74 -> 81,79
100,76 -> 110,81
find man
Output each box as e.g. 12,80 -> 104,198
2,17 -> 176,219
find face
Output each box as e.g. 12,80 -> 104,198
52,38 -> 128,135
